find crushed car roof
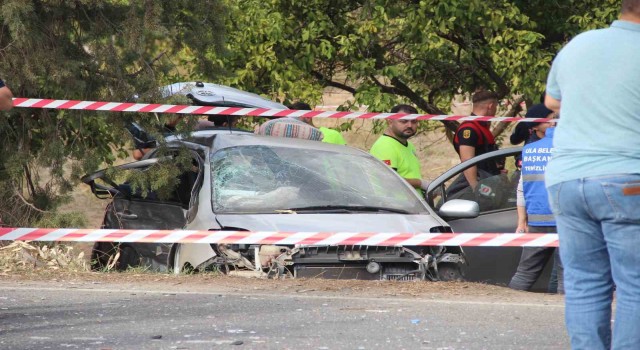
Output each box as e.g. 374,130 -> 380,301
212,133 -> 366,155
161,82 -> 288,110
166,130 -> 365,155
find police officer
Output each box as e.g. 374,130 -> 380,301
370,104 -> 429,192
509,113 -> 562,293
453,91 -> 501,190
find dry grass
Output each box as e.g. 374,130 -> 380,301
0,241 -> 89,274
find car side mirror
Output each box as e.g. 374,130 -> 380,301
438,199 -> 480,219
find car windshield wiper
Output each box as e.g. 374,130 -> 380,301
281,205 -> 412,214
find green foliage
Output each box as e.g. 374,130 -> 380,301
34,212 -> 88,230
0,0 -> 623,228
0,1 -> 226,227
111,147 -> 194,201
211,0 -> 621,128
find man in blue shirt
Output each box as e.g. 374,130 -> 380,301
545,1 -> 640,348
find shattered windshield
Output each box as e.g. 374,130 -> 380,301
211,145 -> 428,214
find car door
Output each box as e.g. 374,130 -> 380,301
82,150 -> 204,270
426,147 -> 553,290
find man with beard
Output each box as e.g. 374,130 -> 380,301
370,104 -> 429,192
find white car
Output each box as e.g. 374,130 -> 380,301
84,130 -> 473,281
83,82 -> 475,281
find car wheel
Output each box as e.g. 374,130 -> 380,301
171,244 -> 196,274
116,245 -> 139,271
90,242 -> 118,271
437,263 -> 465,282
172,244 -> 183,274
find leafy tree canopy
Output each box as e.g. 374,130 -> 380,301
214,0 -> 619,132
0,0 -> 226,226
0,0 -> 622,227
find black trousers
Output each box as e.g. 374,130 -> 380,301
508,225 -> 564,293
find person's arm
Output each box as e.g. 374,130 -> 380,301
544,94 -> 561,114
544,51 -> 563,114
163,115 -> 184,132
405,178 -> 421,189
133,148 -> 154,160
459,145 -> 478,190
455,126 -> 481,190
516,175 -> 527,233
0,82 -> 14,111
404,178 -> 431,190
516,205 -> 528,233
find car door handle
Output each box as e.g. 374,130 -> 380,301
116,212 -> 138,220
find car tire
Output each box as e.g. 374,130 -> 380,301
171,244 -> 183,274
437,263 -> 465,282
116,245 -> 139,271
171,244 -> 196,274
90,242 -> 118,271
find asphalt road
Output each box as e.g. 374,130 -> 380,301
0,277 -> 568,350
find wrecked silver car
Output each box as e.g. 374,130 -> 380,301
84,130 -> 474,281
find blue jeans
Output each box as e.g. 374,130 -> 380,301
548,175 -> 640,350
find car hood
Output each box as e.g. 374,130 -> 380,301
215,213 -> 448,233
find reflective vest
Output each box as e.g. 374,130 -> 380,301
521,128 -> 555,226
453,120 -> 500,175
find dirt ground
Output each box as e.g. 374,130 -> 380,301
0,269 -> 562,306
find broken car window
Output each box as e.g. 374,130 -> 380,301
211,146 -> 428,214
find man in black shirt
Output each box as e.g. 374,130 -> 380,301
453,91 -> 501,190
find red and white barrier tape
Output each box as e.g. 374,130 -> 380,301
12,98 -> 552,123
0,228 -> 558,247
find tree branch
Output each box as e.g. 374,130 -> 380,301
435,32 -> 509,98
311,70 -> 357,94
388,77 -> 460,136
127,51 -> 167,77
491,96 -> 525,138
14,190 -> 49,214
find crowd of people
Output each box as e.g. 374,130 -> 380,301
268,2 -> 640,344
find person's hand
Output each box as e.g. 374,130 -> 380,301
515,224 -> 528,233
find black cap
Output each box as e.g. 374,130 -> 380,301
525,104 -> 554,126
